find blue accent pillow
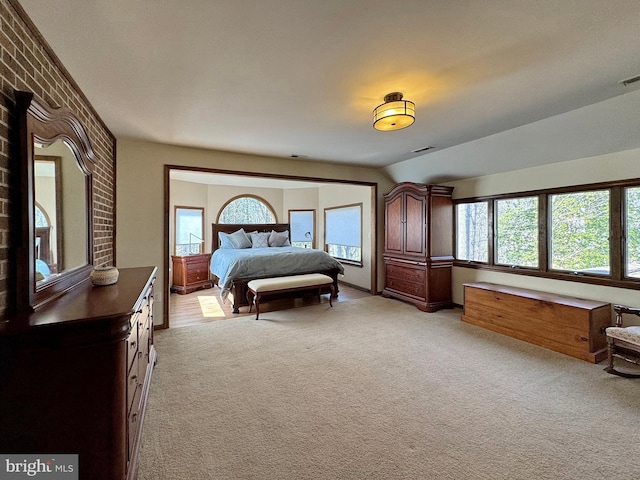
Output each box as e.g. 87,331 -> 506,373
218,232 -> 233,249
219,228 -> 252,249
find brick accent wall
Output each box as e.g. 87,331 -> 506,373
0,0 -> 116,317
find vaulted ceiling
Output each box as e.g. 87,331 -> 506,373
19,0 -> 640,178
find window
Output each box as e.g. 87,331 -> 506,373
550,190 -> 609,274
456,202 -> 488,262
218,195 -> 276,224
454,179 -> 640,289
325,203 -> 362,265
626,187 -> 640,278
496,197 -> 538,268
175,206 -> 204,255
289,210 -> 315,248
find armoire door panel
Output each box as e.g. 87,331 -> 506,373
404,193 -> 425,255
385,195 -> 403,253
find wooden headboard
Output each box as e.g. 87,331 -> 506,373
211,223 -> 291,252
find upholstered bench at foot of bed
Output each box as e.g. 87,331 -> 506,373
247,273 -> 335,320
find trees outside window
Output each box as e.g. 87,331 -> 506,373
455,181 -> 640,288
626,187 -> 640,278
456,202 -> 488,262
496,197 -> 538,267
218,195 -> 276,224
550,190 -> 609,274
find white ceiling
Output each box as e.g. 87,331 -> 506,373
18,0 -> 640,176
169,169 -> 329,189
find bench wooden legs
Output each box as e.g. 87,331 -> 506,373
247,284 -> 335,320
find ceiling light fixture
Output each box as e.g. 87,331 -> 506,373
373,92 -> 415,131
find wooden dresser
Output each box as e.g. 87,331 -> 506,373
0,266 -> 157,480
171,253 -> 212,294
382,182 -> 454,312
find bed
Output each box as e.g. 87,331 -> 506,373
210,223 -> 344,313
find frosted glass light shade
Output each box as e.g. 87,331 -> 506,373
373,92 -> 415,131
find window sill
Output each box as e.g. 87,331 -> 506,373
335,258 -> 363,268
453,261 -> 640,290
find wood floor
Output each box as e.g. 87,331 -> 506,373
169,282 -> 371,328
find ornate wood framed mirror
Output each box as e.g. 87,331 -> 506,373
15,90 -> 95,312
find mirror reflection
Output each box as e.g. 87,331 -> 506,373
34,140 -> 88,286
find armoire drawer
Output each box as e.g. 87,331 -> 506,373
385,277 -> 425,300
385,263 -> 425,283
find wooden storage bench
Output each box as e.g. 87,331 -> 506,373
461,282 -> 612,363
247,273 -> 335,320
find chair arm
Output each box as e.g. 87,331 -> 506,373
614,305 -> 640,316
613,304 -> 640,327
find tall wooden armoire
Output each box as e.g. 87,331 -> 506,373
382,182 -> 454,312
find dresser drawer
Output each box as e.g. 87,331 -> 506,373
186,270 -> 209,283
184,255 -> 208,265
127,385 -> 143,459
186,259 -> 209,271
385,277 -> 425,300
127,365 -> 140,413
126,321 -> 139,374
385,263 -> 426,283
138,322 -> 150,364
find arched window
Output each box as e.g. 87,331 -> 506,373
35,204 -> 50,228
34,203 -> 54,266
217,195 -> 277,224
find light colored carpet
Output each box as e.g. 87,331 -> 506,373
139,296 -> 640,480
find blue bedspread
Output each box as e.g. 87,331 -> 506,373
210,246 -> 344,301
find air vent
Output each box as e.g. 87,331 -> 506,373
411,146 -> 435,154
290,154 -> 308,158
619,74 -> 640,87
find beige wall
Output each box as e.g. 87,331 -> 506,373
445,147 -> 640,321
283,188 -> 320,214
117,138 -> 394,326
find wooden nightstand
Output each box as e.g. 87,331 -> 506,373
171,253 -> 213,295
